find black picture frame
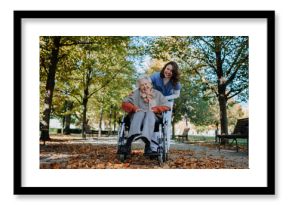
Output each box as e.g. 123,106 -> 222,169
14,10 -> 275,195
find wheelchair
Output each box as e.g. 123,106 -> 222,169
116,112 -> 169,165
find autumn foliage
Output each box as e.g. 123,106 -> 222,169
40,135 -> 248,169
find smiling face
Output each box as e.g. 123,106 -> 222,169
163,64 -> 173,79
139,79 -> 152,94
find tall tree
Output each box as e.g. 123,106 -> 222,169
148,36 -> 249,135
40,36 -> 136,140
194,36 -> 249,134
79,37 -> 134,138
40,36 -> 61,142
40,36 -> 84,140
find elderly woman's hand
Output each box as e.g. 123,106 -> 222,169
122,102 -> 141,113
151,106 -> 170,113
135,108 -> 143,112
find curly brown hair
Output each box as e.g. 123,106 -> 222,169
160,61 -> 180,86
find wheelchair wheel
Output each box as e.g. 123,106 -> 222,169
117,119 -> 127,161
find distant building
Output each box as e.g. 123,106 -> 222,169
49,118 -> 77,129
49,119 -> 62,129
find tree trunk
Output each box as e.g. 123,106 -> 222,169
218,91 -> 228,135
214,36 -> 229,136
81,63 -> 93,139
113,108 -> 116,133
218,90 -> 229,144
63,101 -> 73,135
109,105 -> 112,135
172,119 -> 175,139
81,93 -> 89,138
214,36 -> 229,146
98,106 -> 104,138
40,36 -> 61,142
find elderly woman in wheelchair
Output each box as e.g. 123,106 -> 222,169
117,76 -> 170,163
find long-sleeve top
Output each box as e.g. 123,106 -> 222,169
150,72 -> 181,101
122,88 -> 171,113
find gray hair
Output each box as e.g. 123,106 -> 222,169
136,75 -> 152,88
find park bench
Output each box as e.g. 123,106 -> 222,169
176,128 -> 190,142
84,124 -> 98,137
85,127 -> 116,137
216,118 -> 249,152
